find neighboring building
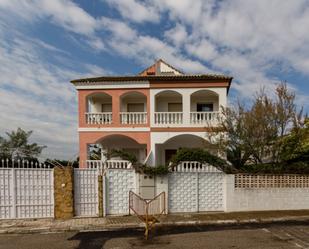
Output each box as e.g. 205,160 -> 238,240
71,59 -> 232,167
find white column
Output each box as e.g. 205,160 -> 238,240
218,88 -> 227,110
150,89 -> 156,126
182,91 -> 191,126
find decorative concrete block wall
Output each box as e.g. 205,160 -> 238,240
168,172 -> 224,213
225,174 -> 309,212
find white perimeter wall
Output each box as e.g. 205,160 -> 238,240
225,175 -> 309,212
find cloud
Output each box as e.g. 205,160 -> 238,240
164,24 -> 188,47
105,0 -> 160,23
0,0 -> 97,35
0,18 -> 112,160
98,17 -> 208,73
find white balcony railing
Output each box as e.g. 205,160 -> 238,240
120,112 -> 147,124
154,112 -> 183,125
85,112 -> 112,124
190,111 -> 219,125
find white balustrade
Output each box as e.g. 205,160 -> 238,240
190,111 -> 219,125
172,161 -> 221,173
105,160 -> 132,169
120,112 -> 147,124
154,112 -> 183,125
85,160 -> 132,169
86,160 -> 104,169
85,112 -> 112,125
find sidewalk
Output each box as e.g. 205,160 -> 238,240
1,210 -> 309,234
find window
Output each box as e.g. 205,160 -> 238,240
127,103 -> 144,112
197,103 -> 213,112
168,103 -> 182,112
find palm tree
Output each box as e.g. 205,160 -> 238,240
0,128 -> 46,161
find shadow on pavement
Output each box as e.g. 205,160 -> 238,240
68,220 -> 309,249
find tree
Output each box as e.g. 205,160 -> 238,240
0,128 -> 46,160
280,117 -> 309,162
214,82 -> 304,168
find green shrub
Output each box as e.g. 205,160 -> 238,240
105,149 -> 138,164
170,148 -> 236,173
240,161 -> 309,174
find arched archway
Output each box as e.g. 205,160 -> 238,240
85,92 -> 113,124
86,92 -> 112,112
190,90 -> 219,125
119,91 -> 147,124
154,90 -> 183,125
190,89 -> 219,112
94,134 -> 147,162
155,90 -> 183,112
155,134 -> 216,165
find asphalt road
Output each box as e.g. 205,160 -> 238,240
1,223 -> 309,249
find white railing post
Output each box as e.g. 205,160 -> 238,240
11,167 -> 16,219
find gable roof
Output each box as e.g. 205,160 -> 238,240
138,59 -> 184,76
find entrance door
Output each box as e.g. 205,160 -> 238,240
165,149 -> 177,164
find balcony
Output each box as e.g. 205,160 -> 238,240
154,112 -> 183,125
83,89 -> 222,127
190,111 -> 219,125
85,112 -> 112,124
120,112 -> 147,124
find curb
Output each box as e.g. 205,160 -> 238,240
1,216 -> 309,234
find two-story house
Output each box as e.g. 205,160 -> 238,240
71,59 -> 232,167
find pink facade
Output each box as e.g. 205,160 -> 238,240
72,60 -> 232,167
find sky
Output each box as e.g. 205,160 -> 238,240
0,0 -> 308,160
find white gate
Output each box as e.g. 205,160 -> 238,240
74,169 -> 99,217
104,169 -> 136,215
168,172 -> 198,212
0,167 -> 54,219
168,162 -> 224,213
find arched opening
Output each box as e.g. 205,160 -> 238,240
155,134 -> 216,165
119,91 -> 147,124
92,134 -> 147,163
190,90 -> 219,124
86,92 -> 112,124
154,90 -> 183,125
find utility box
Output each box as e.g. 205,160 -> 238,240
138,174 -> 155,199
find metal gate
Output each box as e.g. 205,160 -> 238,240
104,169 -> 136,215
74,169 -> 99,217
0,167 -> 54,219
168,162 -> 224,213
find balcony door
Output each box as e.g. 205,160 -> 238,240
101,104 -> 112,112
127,103 -> 144,112
197,103 -> 213,112
168,103 -> 182,112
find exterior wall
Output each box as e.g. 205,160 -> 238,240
78,88 -> 150,128
225,175 -> 309,212
156,95 -> 183,112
